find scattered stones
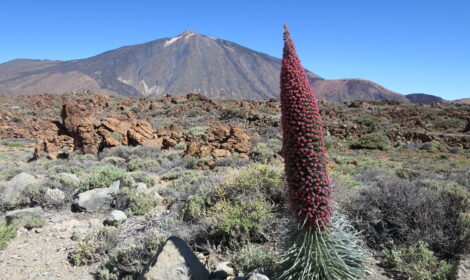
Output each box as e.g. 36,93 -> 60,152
139,236 -> 209,280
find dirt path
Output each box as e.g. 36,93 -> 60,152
0,210 -> 106,280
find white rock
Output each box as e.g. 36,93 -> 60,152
105,210 -> 127,225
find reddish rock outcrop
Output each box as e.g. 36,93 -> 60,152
185,124 -> 250,160
62,102 -> 101,154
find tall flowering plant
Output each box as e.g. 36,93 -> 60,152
280,24 -> 332,231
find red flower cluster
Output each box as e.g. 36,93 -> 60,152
280,25 -> 332,231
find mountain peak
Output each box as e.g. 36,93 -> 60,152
178,30 -> 198,36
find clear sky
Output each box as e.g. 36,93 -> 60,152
1,0 -> 469,100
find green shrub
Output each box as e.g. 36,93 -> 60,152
80,165 -> 134,191
160,168 -> 188,180
434,118 -> 465,130
174,142 -> 187,150
23,217 -> 46,230
355,115 -> 383,129
183,194 -> 207,221
115,188 -> 161,217
234,164 -> 284,202
222,107 -> 251,120
233,243 -> 275,275
384,242 -> 452,280
0,222 -> 16,250
127,158 -> 159,172
420,140 -> 441,153
168,171 -> 203,191
128,171 -> 155,187
96,232 -> 166,280
189,126 -> 209,136
209,199 -> 272,237
249,143 -> 274,163
69,226 -> 119,266
351,132 -> 391,150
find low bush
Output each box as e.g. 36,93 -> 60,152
0,222 -> 16,250
114,188 -> 161,217
419,140 -> 442,152
209,199 -> 272,241
233,243 -> 275,275
249,143 -> 273,164
229,164 -> 284,204
249,139 -> 282,164
80,165 -> 134,191
181,164 -> 284,246
350,132 -> 391,150
188,126 -> 209,136
69,226 -> 119,266
344,169 -> 469,258
23,217 -> 46,230
384,241 -> 452,280
126,158 -> 159,172
128,171 -> 155,187
183,194 -> 206,221
96,231 -> 166,280
214,156 -> 250,168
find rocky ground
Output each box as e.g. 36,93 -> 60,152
0,92 -> 469,280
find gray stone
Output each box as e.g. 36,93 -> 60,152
72,181 -> 120,212
139,236 -> 209,280
104,210 -> 127,225
136,182 -> 148,192
44,188 -> 65,203
108,180 -> 121,193
244,272 -> 269,280
6,207 -> 43,226
0,172 -> 37,207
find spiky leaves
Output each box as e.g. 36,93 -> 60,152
280,25 -> 332,231
278,212 -> 370,280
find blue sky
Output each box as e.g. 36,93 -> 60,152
0,0 -> 469,100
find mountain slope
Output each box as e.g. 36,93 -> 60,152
406,93 -> 444,104
0,30 -> 405,101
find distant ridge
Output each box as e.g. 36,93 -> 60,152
0,30 -> 407,101
406,93 -> 444,104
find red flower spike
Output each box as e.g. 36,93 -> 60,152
280,25 -> 332,231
